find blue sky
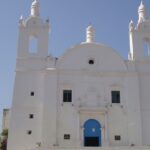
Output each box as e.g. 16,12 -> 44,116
0,0 -> 149,131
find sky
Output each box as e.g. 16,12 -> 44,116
0,0 -> 149,131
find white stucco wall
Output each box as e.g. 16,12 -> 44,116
7,1 -> 150,150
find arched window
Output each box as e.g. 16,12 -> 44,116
143,38 -> 150,57
29,36 -> 38,53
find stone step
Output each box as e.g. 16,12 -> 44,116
31,146 -> 150,150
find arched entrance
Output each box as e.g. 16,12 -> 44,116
84,119 -> 101,147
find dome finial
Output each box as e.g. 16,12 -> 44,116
129,20 -> 134,32
139,0 -> 144,9
138,0 -> 147,23
141,0 -> 143,5
86,25 -> 95,43
19,15 -> 24,26
31,0 -> 40,17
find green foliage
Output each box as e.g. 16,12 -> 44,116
0,129 -> 8,150
1,129 -> 8,137
0,139 -> 7,150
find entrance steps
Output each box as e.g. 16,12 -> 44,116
31,146 -> 150,150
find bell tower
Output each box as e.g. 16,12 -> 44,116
17,0 -> 49,58
128,1 -> 150,61
7,1 -> 51,150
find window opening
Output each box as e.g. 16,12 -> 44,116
27,130 -> 32,135
88,59 -> 95,65
29,114 -> 34,119
30,92 -> 34,96
114,135 -> 121,141
111,91 -> 120,103
29,37 -> 38,53
144,39 -> 150,57
63,90 -> 72,102
64,134 -> 70,140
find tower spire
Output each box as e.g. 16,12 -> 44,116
31,0 -> 40,17
86,25 -> 95,43
138,0 -> 147,23
129,20 -> 134,32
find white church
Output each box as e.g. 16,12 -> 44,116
7,1 -> 150,150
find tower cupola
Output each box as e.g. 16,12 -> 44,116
86,25 -> 95,43
16,0 -> 49,58
31,0 -> 40,17
138,1 -> 147,23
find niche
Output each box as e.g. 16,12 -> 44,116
143,38 -> 150,57
29,36 -> 38,54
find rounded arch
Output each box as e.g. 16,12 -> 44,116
57,43 -> 127,72
84,119 -> 101,129
83,119 -> 101,147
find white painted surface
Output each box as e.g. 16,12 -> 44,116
7,1 -> 150,150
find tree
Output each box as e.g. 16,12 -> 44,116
1,139 -> 7,150
0,129 -> 8,150
1,129 -> 8,137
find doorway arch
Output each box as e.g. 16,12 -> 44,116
84,119 -> 101,147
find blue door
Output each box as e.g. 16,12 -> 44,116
84,119 -> 101,147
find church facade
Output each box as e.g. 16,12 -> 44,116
7,1 -> 150,150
